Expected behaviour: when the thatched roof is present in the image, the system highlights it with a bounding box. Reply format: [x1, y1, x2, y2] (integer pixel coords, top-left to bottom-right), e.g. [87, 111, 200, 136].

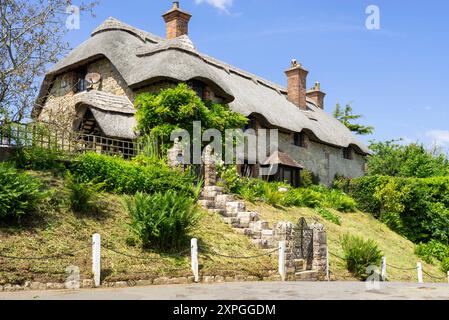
[74, 90, 136, 139]
[262, 151, 304, 169]
[34, 17, 369, 154]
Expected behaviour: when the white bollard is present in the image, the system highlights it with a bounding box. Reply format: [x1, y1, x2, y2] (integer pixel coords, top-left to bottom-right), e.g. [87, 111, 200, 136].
[92, 233, 101, 287]
[326, 247, 330, 281]
[447, 271, 449, 284]
[381, 257, 387, 281]
[417, 262, 423, 284]
[278, 241, 286, 281]
[191, 238, 199, 283]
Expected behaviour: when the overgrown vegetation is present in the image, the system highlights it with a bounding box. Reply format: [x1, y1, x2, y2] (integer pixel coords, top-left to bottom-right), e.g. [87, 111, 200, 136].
[13, 146, 66, 173]
[218, 166, 356, 213]
[65, 173, 104, 215]
[0, 164, 48, 221]
[124, 191, 202, 250]
[341, 234, 383, 280]
[71, 153, 195, 196]
[315, 207, 341, 225]
[367, 140, 449, 178]
[344, 175, 449, 244]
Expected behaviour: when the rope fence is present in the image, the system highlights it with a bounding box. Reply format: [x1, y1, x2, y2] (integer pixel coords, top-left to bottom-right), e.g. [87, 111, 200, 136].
[327, 250, 449, 284]
[1, 235, 448, 287]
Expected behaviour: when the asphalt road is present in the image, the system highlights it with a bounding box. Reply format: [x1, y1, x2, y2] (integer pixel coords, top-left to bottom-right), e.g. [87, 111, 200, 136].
[1, 281, 449, 300]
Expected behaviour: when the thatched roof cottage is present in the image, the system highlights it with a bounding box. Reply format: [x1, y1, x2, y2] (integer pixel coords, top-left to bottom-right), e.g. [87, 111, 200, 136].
[33, 1, 369, 186]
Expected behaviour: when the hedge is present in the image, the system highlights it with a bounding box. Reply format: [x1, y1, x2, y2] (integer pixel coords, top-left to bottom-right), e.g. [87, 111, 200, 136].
[70, 153, 195, 196]
[347, 175, 449, 243]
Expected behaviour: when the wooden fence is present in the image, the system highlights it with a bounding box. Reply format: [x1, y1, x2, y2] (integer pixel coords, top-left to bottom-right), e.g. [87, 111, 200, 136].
[0, 122, 139, 158]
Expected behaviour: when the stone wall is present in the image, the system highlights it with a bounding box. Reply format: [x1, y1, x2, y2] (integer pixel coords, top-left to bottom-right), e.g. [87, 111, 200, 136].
[278, 131, 366, 186]
[38, 58, 134, 130]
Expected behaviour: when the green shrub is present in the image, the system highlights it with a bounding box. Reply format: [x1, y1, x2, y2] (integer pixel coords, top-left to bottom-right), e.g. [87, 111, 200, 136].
[281, 188, 323, 208]
[415, 240, 449, 264]
[322, 189, 356, 212]
[218, 165, 242, 193]
[348, 175, 390, 215]
[123, 191, 201, 250]
[349, 175, 449, 243]
[71, 153, 195, 196]
[441, 257, 449, 273]
[14, 146, 66, 173]
[341, 234, 383, 280]
[315, 207, 341, 225]
[0, 164, 48, 220]
[300, 169, 315, 188]
[65, 173, 104, 214]
[261, 184, 283, 207]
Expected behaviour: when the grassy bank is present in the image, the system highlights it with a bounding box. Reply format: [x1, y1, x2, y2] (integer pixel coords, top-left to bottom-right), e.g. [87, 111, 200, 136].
[247, 202, 446, 282]
[0, 172, 275, 285]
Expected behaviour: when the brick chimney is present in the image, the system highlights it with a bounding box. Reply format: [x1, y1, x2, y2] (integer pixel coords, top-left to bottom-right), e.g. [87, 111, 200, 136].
[285, 59, 309, 110]
[162, 1, 192, 39]
[307, 82, 326, 109]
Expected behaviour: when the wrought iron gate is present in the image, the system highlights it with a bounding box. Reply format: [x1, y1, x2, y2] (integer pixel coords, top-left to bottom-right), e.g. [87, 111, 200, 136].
[293, 218, 314, 268]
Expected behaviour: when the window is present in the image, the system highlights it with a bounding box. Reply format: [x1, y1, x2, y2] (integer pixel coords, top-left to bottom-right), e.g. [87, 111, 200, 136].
[343, 147, 353, 160]
[75, 66, 87, 93]
[294, 132, 307, 148]
[187, 80, 205, 100]
[244, 118, 256, 131]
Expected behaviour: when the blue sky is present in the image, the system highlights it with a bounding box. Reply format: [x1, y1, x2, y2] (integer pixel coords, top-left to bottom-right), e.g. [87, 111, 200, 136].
[67, 0, 449, 150]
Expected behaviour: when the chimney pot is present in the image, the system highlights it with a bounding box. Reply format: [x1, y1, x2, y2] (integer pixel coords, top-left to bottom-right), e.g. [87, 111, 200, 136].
[307, 81, 326, 110]
[285, 59, 308, 110]
[162, 1, 192, 39]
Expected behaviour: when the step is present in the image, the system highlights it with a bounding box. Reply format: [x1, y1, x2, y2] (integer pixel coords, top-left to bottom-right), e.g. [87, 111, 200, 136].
[237, 217, 251, 228]
[225, 201, 246, 216]
[251, 239, 270, 249]
[233, 228, 254, 236]
[294, 259, 305, 271]
[249, 220, 270, 232]
[294, 270, 319, 281]
[202, 186, 224, 194]
[261, 229, 274, 238]
[236, 212, 260, 222]
[222, 217, 240, 226]
[215, 194, 235, 209]
[251, 231, 262, 239]
[210, 208, 226, 215]
[198, 199, 215, 209]
[199, 196, 216, 202]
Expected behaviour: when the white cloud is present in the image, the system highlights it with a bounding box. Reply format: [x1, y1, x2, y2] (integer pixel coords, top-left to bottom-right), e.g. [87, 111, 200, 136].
[194, 0, 233, 12]
[426, 130, 449, 147]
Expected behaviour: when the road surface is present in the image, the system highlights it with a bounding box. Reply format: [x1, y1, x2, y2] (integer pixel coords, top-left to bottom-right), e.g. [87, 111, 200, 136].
[1, 281, 449, 300]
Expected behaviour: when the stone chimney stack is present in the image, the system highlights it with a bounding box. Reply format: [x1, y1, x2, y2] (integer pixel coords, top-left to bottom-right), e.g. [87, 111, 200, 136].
[307, 82, 326, 110]
[285, 59, 309, 110]
[162, 1, 192, 39]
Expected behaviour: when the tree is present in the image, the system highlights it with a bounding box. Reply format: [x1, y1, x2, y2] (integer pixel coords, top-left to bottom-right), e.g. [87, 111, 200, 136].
[135, 83, 248, 137]
[0, 0, 98, 122]
[333, 103, 374, 135]
[134, 83, 248, 154]
[367, 140, 449, 178]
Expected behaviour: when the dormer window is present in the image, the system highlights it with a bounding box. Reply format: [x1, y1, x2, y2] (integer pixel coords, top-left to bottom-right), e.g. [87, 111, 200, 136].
[244, 118, 256, 132]
[294, 132, 307, 148]
[75, 66, 88, 93]
[187, 80, 205, 100]
[343, 147, 353, 160]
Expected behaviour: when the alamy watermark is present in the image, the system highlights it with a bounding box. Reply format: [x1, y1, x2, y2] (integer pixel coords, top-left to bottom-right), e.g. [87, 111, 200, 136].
[365, 5, 381, 30]
[66, 5, 80, 30]
[170, 121, 279, 175]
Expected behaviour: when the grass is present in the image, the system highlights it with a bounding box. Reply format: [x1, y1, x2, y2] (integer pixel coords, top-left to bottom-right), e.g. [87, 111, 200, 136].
[0, 172, 275, 285]
[246, 202, 447, 282]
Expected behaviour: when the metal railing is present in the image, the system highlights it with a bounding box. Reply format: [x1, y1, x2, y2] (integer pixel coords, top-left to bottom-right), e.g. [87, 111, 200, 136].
[0, 122, 139, 158]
